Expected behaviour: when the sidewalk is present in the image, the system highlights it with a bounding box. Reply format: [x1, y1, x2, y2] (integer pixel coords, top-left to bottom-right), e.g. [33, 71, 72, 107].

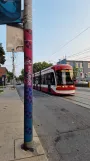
[0, 87, 48, 161]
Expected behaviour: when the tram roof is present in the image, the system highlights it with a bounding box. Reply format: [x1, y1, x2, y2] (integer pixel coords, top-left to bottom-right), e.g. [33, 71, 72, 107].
[34, 64, 72, 75]
[52, 64, 72, 71]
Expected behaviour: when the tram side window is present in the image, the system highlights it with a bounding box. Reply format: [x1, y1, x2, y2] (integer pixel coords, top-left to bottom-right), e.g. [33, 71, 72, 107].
[66, 72, 73, 85]
[35, 76, 38, 85]
[42, 74, 48, 85]
[56, 71, 62, 85]
[41, 73, 55, 85]
[41, 75, 43, 84]
[47, 72, 55, 85]
[42, 75, 45, 84]
[33, 77, 35, 84]
[50, 72, 55, 85]
[46, 73, 51, 85]
[45, 74, 48, 84]
[38, 75, 40, 84]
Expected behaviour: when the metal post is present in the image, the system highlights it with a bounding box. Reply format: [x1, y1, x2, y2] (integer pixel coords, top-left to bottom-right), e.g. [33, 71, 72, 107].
[23, 0, 33, 149]
[12, 49, 15, 87]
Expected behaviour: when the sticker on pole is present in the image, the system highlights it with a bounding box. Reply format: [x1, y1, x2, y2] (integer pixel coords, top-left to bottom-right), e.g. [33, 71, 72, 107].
[0, 0, 21, 24]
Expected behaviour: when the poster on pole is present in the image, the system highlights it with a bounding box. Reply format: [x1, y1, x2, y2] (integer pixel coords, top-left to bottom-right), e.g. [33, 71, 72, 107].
[6, 24, 24, 52]
[0, 0, 21, 24]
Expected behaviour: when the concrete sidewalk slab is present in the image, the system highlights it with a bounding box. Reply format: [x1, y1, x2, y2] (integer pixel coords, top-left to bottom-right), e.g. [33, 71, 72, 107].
[15, 137, 44, 159]
[0, 87, 48, 161]
[15, 155, 48, 161]
[0, 140, 14, 161]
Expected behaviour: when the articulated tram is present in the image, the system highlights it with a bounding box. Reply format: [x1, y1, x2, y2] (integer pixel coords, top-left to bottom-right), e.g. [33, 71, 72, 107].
[33, 64, 76, 95]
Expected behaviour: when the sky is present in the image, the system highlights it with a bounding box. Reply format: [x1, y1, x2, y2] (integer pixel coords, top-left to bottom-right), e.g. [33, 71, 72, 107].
[0, 0, 90, 76]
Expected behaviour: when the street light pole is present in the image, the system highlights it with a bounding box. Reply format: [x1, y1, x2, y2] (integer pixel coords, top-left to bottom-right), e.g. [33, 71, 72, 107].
[12, 49, 15, 87]
[23, 0, 33, 149]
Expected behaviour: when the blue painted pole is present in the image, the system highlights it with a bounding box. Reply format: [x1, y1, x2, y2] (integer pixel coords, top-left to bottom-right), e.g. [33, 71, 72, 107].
[24, 0, 33, 149]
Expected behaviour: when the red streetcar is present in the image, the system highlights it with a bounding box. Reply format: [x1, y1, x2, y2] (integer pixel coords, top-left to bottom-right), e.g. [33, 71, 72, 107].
[33, 64, 76, 95]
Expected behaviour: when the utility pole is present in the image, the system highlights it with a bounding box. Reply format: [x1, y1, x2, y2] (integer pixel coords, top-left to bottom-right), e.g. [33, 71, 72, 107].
[23, 0, 33, 150]
[12, 49, 15, 87]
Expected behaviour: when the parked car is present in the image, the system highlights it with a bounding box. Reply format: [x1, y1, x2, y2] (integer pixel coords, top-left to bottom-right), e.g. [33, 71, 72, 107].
[16, 81, 21, 85]
[78, 80, 88, 84]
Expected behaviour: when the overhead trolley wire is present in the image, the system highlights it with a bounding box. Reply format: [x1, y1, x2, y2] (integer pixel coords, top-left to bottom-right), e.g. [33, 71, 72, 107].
[49, 26, 90, 59]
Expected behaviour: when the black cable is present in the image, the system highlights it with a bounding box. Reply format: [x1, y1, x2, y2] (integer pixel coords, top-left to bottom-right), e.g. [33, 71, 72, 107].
[49, 26, 90, 58]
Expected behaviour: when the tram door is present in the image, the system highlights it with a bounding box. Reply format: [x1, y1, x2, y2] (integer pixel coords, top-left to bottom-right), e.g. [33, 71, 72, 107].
[48, 84, 51, 93]
[48, 74, 51, 93]
[40, 71, 41, 91]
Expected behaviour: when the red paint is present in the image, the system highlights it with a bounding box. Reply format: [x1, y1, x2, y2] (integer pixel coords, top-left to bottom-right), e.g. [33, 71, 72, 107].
[24, 30, 32, 59]
[24, 29, 32, 87]
[52, 64, 72, 71]
[56, 86, 76, 91]
[37, 86, 39, 90]
[33, 85, 75, 95]
[41, 87, 48, 92]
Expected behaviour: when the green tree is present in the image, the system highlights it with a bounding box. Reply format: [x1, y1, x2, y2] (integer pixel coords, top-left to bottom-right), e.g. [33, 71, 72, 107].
[18, 69, 24, 82]
[7, 71, 13, 82]
[19, 61, 53, 81]
[73, 66, 78, 79]
[21, 69, 24, 77]
[0, 44, 6, 65]
[33, 61, 53, 73]
[18, 75, 24, 82]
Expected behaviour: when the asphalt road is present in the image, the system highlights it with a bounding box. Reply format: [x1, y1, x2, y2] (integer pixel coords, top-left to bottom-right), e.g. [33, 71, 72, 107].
[16, 85, 90, 161]
[64, 87, 90, 109]
[76, 87, 90, 92]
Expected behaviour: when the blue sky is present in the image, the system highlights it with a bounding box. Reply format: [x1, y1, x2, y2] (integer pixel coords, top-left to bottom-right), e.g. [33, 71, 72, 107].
[0, 0, 90, 76]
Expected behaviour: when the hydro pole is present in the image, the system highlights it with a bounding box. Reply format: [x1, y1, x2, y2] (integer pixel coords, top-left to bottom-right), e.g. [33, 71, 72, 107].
[23, 0, 33, 149]
[12, 49, 15, 88]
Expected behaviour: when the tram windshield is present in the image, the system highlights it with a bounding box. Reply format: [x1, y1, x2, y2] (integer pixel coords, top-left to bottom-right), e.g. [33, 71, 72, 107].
[56, 69, 74, 85]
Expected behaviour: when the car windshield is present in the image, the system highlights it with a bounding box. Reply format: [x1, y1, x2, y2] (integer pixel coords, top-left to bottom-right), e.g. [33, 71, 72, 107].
[56, 70, 74, 85]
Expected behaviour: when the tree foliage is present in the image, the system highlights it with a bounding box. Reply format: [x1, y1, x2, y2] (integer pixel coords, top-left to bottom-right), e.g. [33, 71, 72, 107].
[0, 45, 6, 65]
[18, 75, 24, 82]
[18, 61, 53, 81]
[33, 61, 53, 73]
[73, 66, 78, 79]
[18, 69, 24, 82]
[7, 71, 13, 82]
[21, 69, 24, 77]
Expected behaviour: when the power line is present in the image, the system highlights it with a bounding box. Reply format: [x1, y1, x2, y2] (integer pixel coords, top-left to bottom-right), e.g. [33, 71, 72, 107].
[68, 47, 90, 59]
[75, 54, 90, 60]
[69, 54, 90, 61]
[49, 26, 90, 59]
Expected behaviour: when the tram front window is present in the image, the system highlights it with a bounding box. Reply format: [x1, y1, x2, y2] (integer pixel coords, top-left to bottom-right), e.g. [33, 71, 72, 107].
[56, 70, 74, 85]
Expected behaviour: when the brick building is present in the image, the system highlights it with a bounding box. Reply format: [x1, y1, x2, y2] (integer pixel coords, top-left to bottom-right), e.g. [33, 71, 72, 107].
[0, 67, 7, 85]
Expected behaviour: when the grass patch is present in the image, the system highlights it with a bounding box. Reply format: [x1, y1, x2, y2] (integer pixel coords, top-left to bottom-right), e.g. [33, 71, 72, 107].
[0, 86, 6, 88]
[0, 90, 3, 93]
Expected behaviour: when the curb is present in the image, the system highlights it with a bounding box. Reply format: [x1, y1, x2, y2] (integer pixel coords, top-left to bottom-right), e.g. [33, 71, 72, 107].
[15, 87, 48, 161]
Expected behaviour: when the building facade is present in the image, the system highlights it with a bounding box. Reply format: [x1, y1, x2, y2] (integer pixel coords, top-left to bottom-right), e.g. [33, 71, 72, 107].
[57, 59, 90, 79]
[0, 67, 7, 85]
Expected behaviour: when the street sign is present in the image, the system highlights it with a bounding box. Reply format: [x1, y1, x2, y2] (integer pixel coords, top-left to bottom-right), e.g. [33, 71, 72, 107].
[0, 0, 21, 24]
[6, 24, 23, 52]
